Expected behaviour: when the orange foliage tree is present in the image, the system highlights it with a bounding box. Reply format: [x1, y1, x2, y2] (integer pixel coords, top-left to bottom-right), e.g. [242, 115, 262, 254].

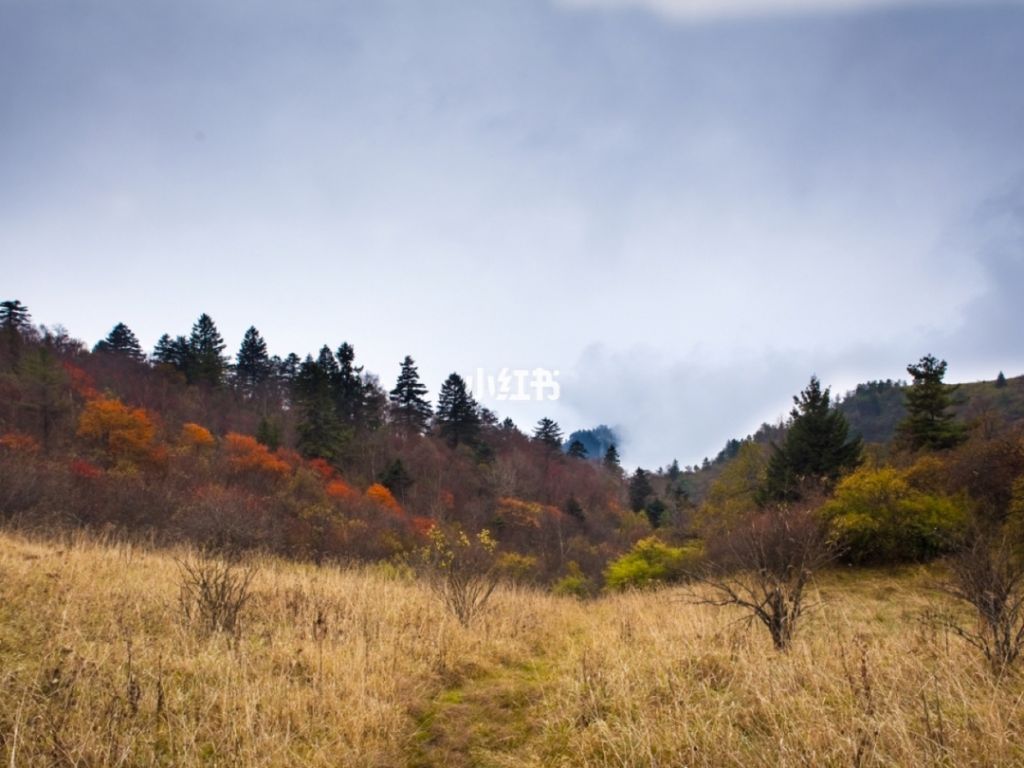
[366, 483, 401, 512]
[76, 396, 157, 466]
[224, 432, 291, 481]
[180, 422, 215, 449]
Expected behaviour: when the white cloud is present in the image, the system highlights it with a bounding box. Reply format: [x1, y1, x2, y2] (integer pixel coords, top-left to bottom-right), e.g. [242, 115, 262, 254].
[555, 0, 962, 22]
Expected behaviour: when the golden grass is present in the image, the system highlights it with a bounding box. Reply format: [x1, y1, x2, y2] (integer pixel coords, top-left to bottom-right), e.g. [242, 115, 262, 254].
[1, 530, 1022, 767]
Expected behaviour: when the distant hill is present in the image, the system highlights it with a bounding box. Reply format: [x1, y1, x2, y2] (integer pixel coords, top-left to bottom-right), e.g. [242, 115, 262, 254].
[564, 425, 619, 460]
[837, 373, 1024, 444]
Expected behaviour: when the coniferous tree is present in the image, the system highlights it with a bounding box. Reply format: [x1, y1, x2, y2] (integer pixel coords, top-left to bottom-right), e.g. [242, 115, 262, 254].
[0, 300, 31, 331]
[93, 322, 144, 361]
[604, 443, 621, 471]
[234, 326, 272, 397]
[629, 467, 654, 513]
[533, 417, 564, 449]
[186, 313, 228, 386]
[567, 439, 588, 459]
[294, 348, 348, 461]
[152, 333, 190, 371]
[435, 373, 480, 448]
[996, 371, 1008, 389]
[895, 354, 967, 451]
[389, 355, 433, 433]
[760, 376, 862, 503]
[0, 299, 31, 366]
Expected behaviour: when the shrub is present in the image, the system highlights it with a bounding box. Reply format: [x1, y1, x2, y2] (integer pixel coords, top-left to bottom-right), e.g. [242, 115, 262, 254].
[823, 466, 967, 564]
[552, 561, 593, 598]
[604, 537, 701, 591]
[178, 554, 257, 636]
[416, 525, 500, 627]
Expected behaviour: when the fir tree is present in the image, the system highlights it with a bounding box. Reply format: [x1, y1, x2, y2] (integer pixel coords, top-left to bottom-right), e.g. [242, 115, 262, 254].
[294, 349, 348, 461]
[0, 299, 32, 366]
[603, 443, 621, 471]
[895, 354, 967, 451]
[0, 300, 31, 332]
[186, 313, 228, 386]
[628, 468, 654, 512]
[567, 439, 588, 459]
[234, 326, 272, 396]
[152, 334, 190, 371]
[533, 417, 564, 449]
[389, 355, 433, 433]
[435, 373, 480, 448]
[996, 371, 1008, 389]
[760, 376, 862, 503]
[93, 322, 144, 361]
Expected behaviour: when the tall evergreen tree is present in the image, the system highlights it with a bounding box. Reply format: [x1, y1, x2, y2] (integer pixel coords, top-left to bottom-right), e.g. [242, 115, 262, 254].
[333, 342, 367, 425]
[0, 299, 32, 366]
[0, 300, 31, 331]
[93, 322, 144, 361]
[567, 439, 588, 459]
[533, 417, 564, 449]
[760, 376, 862, 503]
[389, 355, 433, 433]
[628, 468, 654, 512]
[294, 349, 347, 461]
[603, 443, 621, 471]
[152, 333, 190, 371]
[996, 371, 1008, 389]
[895, 354, 967, 451]
[234, 326, 272, 397]
[186, 313, 228, 386]
[435, 373, 480, 448]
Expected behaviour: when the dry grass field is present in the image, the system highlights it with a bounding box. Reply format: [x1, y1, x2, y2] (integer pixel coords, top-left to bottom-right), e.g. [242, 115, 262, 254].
[1, 529, 1023, 767]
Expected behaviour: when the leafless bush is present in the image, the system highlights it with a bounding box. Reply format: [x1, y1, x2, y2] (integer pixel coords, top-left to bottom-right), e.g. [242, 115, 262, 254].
[177, 553, 257, 636]
[686, 503, 834, 650]
[415, 525, 500, 627]
[935, 533, 1024, 673]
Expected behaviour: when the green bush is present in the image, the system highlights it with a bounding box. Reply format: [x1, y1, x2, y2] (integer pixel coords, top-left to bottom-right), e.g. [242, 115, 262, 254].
[822, 466, 967, 564]
[552, 561, 593, 598]
[604, 537, 702, 591]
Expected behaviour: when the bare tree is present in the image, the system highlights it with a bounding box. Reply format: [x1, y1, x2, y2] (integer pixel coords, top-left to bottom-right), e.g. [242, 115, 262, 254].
[935, 533, 1024, 672]
[686, 503, 833, 650]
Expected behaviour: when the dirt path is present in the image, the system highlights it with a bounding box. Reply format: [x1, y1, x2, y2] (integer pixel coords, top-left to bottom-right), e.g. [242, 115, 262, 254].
[406, 657, 554, 768]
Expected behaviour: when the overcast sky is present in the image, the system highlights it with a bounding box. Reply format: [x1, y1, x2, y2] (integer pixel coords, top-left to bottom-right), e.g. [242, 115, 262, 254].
[2, 0, 1023, 468]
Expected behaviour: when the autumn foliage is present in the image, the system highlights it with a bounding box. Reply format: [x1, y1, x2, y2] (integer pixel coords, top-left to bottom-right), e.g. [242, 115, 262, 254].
[223, 432, 291, 480]
[76, 396, 157, 466]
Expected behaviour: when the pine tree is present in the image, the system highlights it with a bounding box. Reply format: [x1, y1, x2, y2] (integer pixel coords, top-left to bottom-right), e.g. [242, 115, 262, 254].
[333, 343, 367, 425]
[435, 373, 480, 448]
[895, 354, 967, 451]
[604, 443, 621, 471]
[186, 313, 228, 386]
[389, 355, 433, 433]
[294, 349, 348, 461]
[567, 439, 588, 459]
[760, 376, 862, 503]
[533, 417, 564, 449]
[0, 299, 31, 366]
[629, 468, 654, 512]
[93, 322, 144, 361]
[234, 326, 272, 397]
[152, 334, 190, 371]
[996, 371, 1008, 389]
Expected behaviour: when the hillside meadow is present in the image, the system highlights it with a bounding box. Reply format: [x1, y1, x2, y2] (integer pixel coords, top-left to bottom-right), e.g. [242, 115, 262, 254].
[1, 529, 1022, 767]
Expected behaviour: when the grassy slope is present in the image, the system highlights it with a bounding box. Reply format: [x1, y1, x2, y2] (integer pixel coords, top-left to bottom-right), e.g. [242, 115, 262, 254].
[2, 531, 1023, 767]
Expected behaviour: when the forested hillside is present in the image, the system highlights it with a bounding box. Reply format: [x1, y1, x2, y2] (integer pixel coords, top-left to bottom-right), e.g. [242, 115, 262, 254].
[3, 298, 1024, 593]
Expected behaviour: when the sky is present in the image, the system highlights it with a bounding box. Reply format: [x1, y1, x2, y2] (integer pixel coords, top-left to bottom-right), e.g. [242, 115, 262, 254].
[2, 0, 1023, 468]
